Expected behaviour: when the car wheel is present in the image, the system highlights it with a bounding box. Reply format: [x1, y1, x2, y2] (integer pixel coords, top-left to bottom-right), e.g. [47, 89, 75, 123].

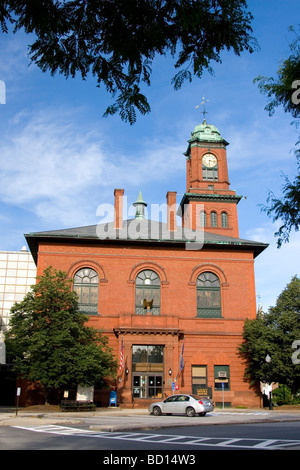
[153, 406, 162, 416]
[186, 407, 195, 417]
[198, 412, 206, 416]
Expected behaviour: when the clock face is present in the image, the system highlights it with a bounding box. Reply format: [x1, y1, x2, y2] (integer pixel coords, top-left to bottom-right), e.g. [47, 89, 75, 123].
[202, 153, 217, 168]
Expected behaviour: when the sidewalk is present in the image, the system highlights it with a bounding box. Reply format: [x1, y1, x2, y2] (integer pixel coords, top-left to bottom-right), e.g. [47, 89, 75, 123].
[1, 406, 300, 432]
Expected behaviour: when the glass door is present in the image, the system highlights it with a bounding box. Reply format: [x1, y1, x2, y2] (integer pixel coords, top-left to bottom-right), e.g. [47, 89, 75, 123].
[133, 375, 147, 398]
[148, 375, 163, 398]
[133, 374, 163, 399]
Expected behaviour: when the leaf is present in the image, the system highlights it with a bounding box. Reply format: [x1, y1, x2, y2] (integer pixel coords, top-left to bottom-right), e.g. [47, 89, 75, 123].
[1, 0, 256, 123]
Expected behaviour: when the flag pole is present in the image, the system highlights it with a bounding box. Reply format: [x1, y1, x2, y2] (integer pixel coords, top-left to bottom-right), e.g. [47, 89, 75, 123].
[119, 335, 124, 382]
[175, 337, 185, 382]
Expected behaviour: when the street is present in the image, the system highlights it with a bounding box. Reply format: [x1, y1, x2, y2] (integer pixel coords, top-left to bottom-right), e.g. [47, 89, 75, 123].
[1, 420, 300, 452]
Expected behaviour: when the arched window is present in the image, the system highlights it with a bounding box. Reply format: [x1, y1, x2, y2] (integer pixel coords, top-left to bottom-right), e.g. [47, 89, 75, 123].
[200, 211, 207, 227]
[135, 269, 160, 315]
[221, 212, 228, 228]
[196, 272, 221, 318]
[73, 268, 99, 314]
[210, 211, 217, 227]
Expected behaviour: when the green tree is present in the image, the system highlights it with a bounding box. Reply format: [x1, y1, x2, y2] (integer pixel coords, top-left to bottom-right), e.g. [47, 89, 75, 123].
[254, 25, 300, 120]
[1, 0, 256, 124]
[255, 25, 300, 247]
[5, 266, 117, 402]
[261, 167, 300, 247]
[238, 276, 300, 396]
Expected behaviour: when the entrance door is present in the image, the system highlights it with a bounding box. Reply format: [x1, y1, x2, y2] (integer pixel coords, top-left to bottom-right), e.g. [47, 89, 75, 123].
[132, 345, 164, 399]
[148, 375, 163, 398]
[133, 375, 147, 398]
[133, 374, 163, 399]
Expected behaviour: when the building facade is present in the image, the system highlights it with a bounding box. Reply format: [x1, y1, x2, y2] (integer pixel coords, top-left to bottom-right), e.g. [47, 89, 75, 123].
[25, 121, 267, 407]
[0, 248, 36, 334]
[0, 248, 37, 405]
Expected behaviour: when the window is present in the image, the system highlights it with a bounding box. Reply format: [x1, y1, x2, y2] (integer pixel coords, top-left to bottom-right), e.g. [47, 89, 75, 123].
[200, 211, 207, 227]
[135, 269, 160, 315]
[164, 396, 177, 403]
[132, 345, 164, 399]
[221, 212, 228, 228]
[214, 365, 230, 390]
[73, 268, 99, 314]
[192, 365, 208, 395]
[176, 395, 190, 402]
[132, 345, 164, 372]
[210, 211, 217, 227]
[203, 167, 218, 180]
[196, 271, 221, 317]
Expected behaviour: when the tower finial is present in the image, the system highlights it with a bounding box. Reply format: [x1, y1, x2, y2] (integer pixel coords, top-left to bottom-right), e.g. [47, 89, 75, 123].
[133, 190, 147, 219]
[195, 97, 209, 123]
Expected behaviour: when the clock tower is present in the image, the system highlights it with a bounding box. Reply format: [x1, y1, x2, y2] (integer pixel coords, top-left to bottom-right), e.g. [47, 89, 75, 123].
[180, 120, 241, 237]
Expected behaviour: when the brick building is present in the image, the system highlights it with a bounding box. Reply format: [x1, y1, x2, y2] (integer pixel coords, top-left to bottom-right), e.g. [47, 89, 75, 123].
[25, 120, 267, 407]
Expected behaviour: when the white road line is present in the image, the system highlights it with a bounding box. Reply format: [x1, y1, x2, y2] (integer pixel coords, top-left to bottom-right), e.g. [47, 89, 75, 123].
[217, 438, 244, 446]
[14, 425, 96, 434]
[253, 439, 279, 448]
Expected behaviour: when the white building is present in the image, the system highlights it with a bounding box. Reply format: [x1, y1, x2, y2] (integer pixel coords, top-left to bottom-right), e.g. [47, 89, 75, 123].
[0, 247, 36, 335]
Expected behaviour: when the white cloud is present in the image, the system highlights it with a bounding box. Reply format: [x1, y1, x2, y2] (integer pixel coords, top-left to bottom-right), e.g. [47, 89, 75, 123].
[1, 107, 186, 228]
[226, 117, 297, 172]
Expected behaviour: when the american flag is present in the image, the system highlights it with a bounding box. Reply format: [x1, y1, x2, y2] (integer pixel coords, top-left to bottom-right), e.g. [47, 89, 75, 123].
[119, 337, 124, 370]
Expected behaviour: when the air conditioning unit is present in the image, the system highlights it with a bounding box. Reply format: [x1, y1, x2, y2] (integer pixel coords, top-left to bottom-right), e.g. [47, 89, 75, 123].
[218, 371, 227, 378]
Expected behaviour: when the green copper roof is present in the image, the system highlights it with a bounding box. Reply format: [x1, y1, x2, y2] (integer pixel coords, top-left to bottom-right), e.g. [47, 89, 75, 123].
[133, 190, 147, 219]
[133, 190, 147, 206]
[189, 120, 228, 144]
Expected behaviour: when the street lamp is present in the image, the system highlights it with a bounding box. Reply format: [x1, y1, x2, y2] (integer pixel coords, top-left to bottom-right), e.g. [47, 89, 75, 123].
[265, 354, 273, 410]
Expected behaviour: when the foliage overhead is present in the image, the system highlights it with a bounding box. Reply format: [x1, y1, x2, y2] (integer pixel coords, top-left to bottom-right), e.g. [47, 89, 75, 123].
[1, 0, 256, 124]
[5, 267, 117, 399]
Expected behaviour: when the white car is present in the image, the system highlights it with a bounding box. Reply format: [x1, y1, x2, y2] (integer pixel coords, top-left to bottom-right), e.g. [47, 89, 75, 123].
[148, 394, 214, 417]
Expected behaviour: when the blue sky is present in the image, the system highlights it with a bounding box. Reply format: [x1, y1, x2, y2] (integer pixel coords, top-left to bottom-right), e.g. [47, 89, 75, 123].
[0, 0, 299, 311]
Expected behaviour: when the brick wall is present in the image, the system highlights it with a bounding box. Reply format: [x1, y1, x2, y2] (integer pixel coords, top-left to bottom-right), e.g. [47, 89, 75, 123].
[35, 238, 260, 407]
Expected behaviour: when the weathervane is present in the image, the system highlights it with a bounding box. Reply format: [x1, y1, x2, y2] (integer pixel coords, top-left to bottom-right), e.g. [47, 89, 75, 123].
[195, 97, 209, 123]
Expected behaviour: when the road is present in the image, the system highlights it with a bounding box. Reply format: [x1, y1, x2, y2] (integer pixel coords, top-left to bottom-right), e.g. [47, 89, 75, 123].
[1, 420, 300, 452]
[1, 406, 300, 463]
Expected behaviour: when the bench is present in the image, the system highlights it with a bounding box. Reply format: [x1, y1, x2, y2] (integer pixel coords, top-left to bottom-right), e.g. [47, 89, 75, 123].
[60, 400, 96, 412]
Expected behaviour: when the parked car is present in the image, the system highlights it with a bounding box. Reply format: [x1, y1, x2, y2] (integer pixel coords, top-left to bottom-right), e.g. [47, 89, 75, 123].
[148, 394, 214, 417]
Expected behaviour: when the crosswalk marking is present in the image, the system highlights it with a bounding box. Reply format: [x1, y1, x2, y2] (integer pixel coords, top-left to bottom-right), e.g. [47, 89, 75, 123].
[13, 425, 300, 449]
[254, 439, 278, 448]
[217, 438, 242, 446]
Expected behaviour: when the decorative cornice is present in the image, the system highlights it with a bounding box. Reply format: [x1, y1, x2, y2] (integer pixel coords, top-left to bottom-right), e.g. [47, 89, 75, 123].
[180, 192, 242, 206]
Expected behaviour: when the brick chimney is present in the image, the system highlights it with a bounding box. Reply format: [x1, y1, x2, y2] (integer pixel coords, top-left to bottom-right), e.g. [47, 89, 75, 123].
[114, 189, 124, 229]
[166, 191, 177, 232]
